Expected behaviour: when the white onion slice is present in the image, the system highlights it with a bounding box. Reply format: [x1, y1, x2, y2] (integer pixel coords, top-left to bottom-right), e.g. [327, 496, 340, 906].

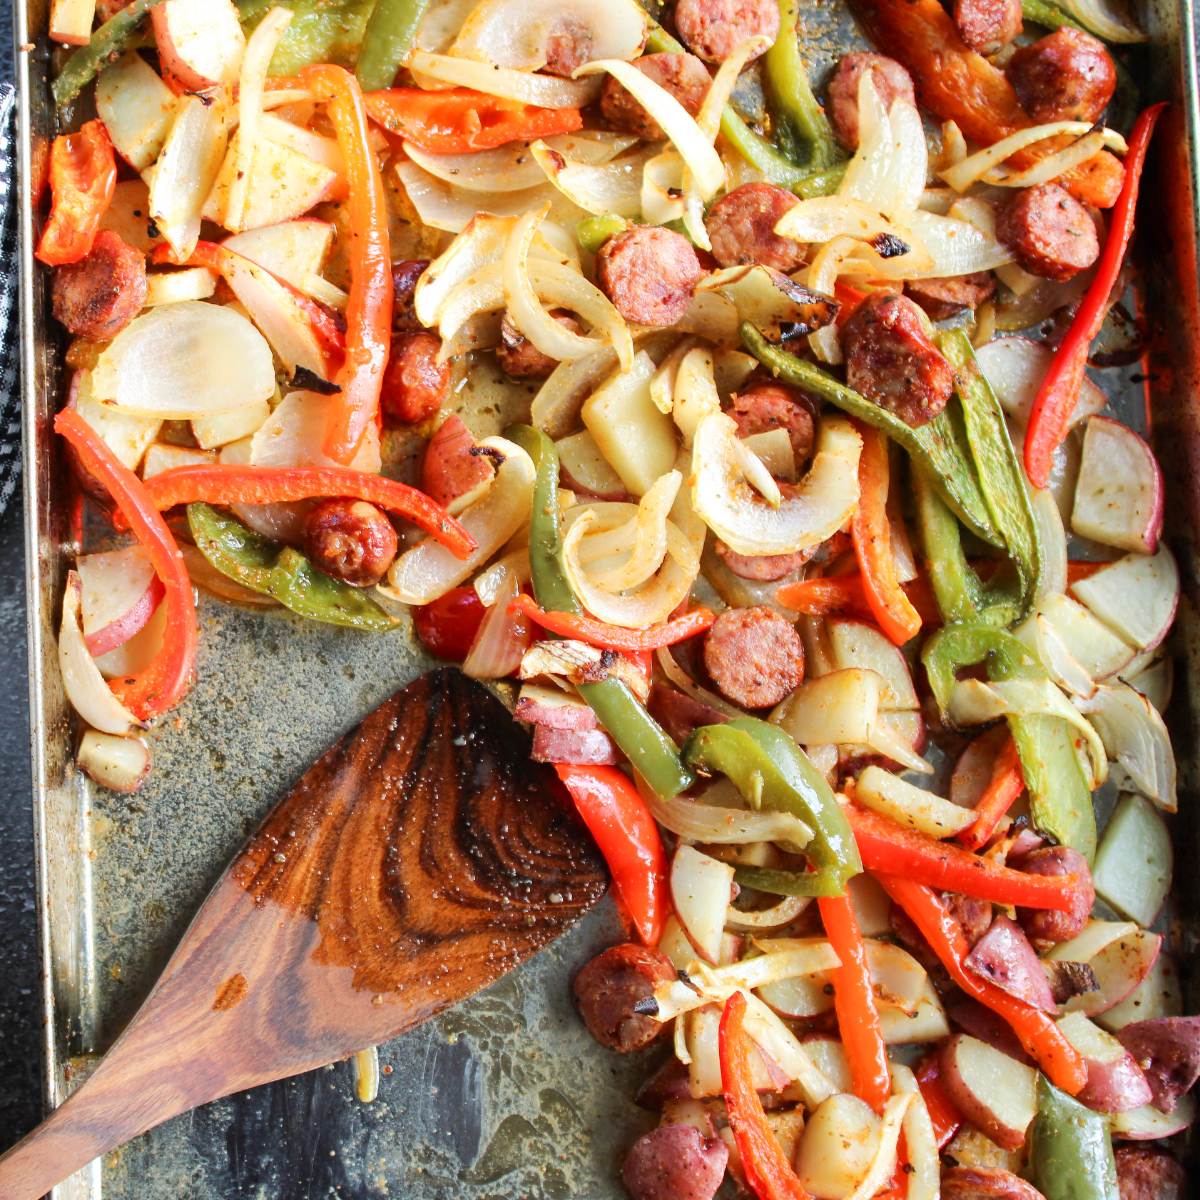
[640, 148, 687, 227]
[903, 209, 1015, 276]
[1032, 487, 1068, 599]
[408, 50, 600, 109]
[77, 730, 151, 793]
[576, 472, 680, 590]
[59, 573, 138, 736]
[806, 236, 860, 364]
[1076, 683, 1176, 811]
[839, 73, 928, 218]
[91, 302, 276, 419]
[670, 345, 721, 446]
[727, 893, 811, 930]
[891, 1065, 939, 1200]
[991, 130, 1109, 190]
[396, 159, 570, 234]
[416, 0, 479, 52]
[1059, 0, 1146, 41]
[574, 59, 725, 199]
[645, 789, 813, 848]
[448, 0, 647, 69]
[844, 1094, 913, 1200]
[532, 139, 655, 217]
[462, 567, 529, 680]
[775, 195, 913, 247]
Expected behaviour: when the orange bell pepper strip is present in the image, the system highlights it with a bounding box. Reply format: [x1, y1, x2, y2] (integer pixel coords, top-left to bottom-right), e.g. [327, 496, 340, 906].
[849, 0, 1123, 208]
[719, 991, 814, 1200]
[851, 425, 922, 646]
[553, 764, 669, 946]
[365, 87, 583, 154]
[776, 573, 940, 627]
[848, 804, 1081, 911]
[876, 875, 1088, 1095]
[301, 65, 393, 464]
[957, 735, 1025, 851]
[36, 119, 117, 266]
[1024, 102, 1166, 488]
[55, 409, 198, 720]
[131, 464, 476, 559]
[817, 893, 891, 1113]
[509, 596, 716, 652]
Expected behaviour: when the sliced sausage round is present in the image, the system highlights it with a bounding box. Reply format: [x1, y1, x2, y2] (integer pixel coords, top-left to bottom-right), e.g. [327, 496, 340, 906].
[392, 259, 429, 333]
[715, 541, 812, 582]
[622, 1123, 729, 1200]
[496, 309, 581, 379]
[941, 1166, 1048, 1200]
[600, 52, 712, 141]
[673, 0, 779, 65]
[303, 499, 398, 587]
[573, 943, 676, 1053]
[703, 606, 804, 709]
[953, 0, 1022, 54]
[1114, 1147, 1187, 1200]
[842, 291, 954, 427]
[1012, 845, 1094, 945]
[946, 892, 993, 948]
[826, 53, 916, 151]
[906, 272, 996, 321]
[381, 331, 450, 424]
[996, 184, 1100, 282]
[729, 383, 816, 463]
[1006, 28, 1116, 124]
[543, 16, 596, 77]
[51, 230, 146, 342]
[596, 226, 703, 327]
[705, 182, 804, 272]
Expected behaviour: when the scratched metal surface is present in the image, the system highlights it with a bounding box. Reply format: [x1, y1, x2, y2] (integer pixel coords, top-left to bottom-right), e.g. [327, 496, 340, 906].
[13, 0, 1200, 1196]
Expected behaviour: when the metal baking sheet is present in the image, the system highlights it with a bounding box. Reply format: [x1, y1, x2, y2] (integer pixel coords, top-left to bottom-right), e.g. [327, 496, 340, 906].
[14, 0, 1200, 1195]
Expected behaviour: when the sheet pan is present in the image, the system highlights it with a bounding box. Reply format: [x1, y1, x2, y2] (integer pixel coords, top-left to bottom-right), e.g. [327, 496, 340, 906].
[14, 0, 1200, 1194]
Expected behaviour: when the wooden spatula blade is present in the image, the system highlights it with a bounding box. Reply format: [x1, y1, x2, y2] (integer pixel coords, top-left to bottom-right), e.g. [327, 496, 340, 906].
[0, 670, 607, 1200]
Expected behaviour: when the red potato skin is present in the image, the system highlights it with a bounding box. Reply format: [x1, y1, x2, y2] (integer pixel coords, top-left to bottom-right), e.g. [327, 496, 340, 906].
[964, 915, 1057, 1012]
[1115, 1017, 1200, 1114]
[646, 683, 728, 746]
[1114, 1147, 1188, 1200]
[1076, 415, 1165, 554]
[420, 414, 495, 509]
[941, 1167, 1048, 1200]
[938, 1035, 1031, 1150]
[152, 0, 243, 95]
[84, 577, 164, 658]
[572, 943, 676, 1053]
[514, 693, 600, 731]
[621, 1123, 730, 1200]
[1076, 1044, 1153, 1114]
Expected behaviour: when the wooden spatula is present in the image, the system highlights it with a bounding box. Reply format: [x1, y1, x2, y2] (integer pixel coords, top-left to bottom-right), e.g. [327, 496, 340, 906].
[0, 668, 607, 1200]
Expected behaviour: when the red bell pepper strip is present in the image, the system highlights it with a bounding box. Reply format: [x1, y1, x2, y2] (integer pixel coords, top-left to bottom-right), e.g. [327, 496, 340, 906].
[915, 1055, 963, 1149]
[852, 425, 922, 647]
[553, 764, 669, 946]
[130, 464, 476, 558]
[817, 893, 891, 1113]
[775, 574, 940, 626]
[877, 875, 1088, 1095]
[1024, 101, 1167, 488]
[847, 804, 1080, 911]
[301, 65, 393, 465]
[364, 87, 583, 154]
[957, 735, 1024, 851]
[55, 409, 198, 720]
[508, 595, 716, 652]
[36, 119, 117, 266]
[719, 991, 814, 1200]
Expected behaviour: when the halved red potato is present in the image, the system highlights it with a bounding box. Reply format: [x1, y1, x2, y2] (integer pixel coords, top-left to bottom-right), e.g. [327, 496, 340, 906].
[152, 0, 245, 94]
[1071, 416, 1164, 555]
[939, 1034, 1038, 1150]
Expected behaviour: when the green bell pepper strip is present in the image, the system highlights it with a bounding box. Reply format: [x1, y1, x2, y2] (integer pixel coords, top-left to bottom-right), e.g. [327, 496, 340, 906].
[764, 0, 843, 169]
[734, 865, 835, 897]
[53, 0, 170, 107]
[939, 329, 1042, 617]
[507, 426, 694, 799]
[577, 214, 629, 254]
[237, 0, 373, 76]
[643, 19, 844, 196]
[683, 719, 861, 895]
[355, 0, 433, 91]
[187, 503, 399, 631]
[1029, 1077, 1119, 1200]
[1020, 0, 1084, 29]
[742, 324, 1000, 546]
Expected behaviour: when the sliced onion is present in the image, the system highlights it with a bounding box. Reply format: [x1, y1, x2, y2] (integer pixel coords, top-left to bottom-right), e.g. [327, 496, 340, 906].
[409, 50, 600, 109]
[473, 549, 531, 604]
[697, 265, 838, 344]
[740, 991, 838, 1107]
[226, 6, 293, 234]
[462, 567, 531, 679]
[251, 389, 380, 473]
[574, 59, 724, 199]
[1014, 612, 1096, 699]
[382, 436, 536, 605]
[576, 471, 681, 590]
[674, 289, 741, 344]
[656, 646, 742, 719]
[77, 730, 151, 793]
[844, 1094, 913, 1200]
[640, 147, 687, 227]
[1033, 486, 1068, 598]
[643, 789, 813, 847]
[733, 437, 782, 506]
[991, 130, 1110, 190]
[416, 0, 480, 51]
[940, 122, 1129, 193]
[649, 338, 695, 414]
[533, 139, 655, 217]
[776, 195, 916, 247]
[144, 266, 218, 306]
[891, 1065, 939, 1200]
[396, 160, 569, 234]
[59, 572, 138, 736]
[839, 72, 928, 217]
[1059, 0, 1146, 40]
[975, 336, 1108, 429]
[1076, 683, 1176, 811]
[691, 412, 862, 556]
[903, 210, 1015, 276]
[727, 892, 811, 930]
[91, 301, 276, 419]
[806, 237, 859, 364]
[448, 0, 647, 69]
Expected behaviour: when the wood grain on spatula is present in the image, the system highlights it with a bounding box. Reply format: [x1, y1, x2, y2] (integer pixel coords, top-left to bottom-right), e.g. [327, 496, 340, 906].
[0, 669, 607, 1200]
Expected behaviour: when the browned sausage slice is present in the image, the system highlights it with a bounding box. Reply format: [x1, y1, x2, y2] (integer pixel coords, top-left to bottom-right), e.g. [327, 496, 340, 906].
[1011, 845, 1094, 945]
[1006, 28, 1116, 124]
[572, 943, 676, 1053]
[941, 1166, 1048, 1199]
[303, 499, 398, 587]
[953, 0, 1022, 54]
[600, 52, 712, 141]
[622, 1123, 730, 1200]
[542, 16, 596, 76]
[996, 184, 1100, 281]
[729, 382, 816, 462]
[842, 291, 954, 427]
[906, 272, 996, 320]
[703, 606, 804, 709]
[381, 331, 450, 424]
[826, 53, 916, 151]
[51, 230, 147, 342]
[705, 182, 804, 272]
[496, 309, 582, 379]
[714, 541, 812, 581]
[673, 0, 779, 65]
[596, 226, 703, 327]
[392, 259, 429, 332]
[1114, 1147, 1187, 1200]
